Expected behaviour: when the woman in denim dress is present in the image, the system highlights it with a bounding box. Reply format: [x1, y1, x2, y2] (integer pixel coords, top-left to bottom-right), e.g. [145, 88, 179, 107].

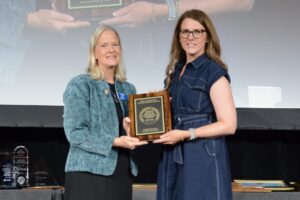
[154, 10, 237, 200]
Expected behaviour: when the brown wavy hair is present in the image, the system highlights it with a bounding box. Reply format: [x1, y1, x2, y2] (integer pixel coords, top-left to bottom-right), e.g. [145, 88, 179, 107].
[165, 9, 227, 90]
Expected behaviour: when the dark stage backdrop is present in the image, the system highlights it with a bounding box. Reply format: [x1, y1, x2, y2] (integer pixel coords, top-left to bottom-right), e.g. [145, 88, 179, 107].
[1, 126, 300, 185]
[1, 106, 300, 185]
[1, 0, 300, 108]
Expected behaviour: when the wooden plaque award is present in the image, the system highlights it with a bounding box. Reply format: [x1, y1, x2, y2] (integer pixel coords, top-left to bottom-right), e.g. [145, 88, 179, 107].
[51, 0, 133, 20]
[128, 91, 172, 141]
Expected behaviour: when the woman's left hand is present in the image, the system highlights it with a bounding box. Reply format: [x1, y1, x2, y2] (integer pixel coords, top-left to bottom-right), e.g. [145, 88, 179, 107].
[113, 136, 148, 150]
[153, 130, 186, 145]
[100, 1, 154, 28]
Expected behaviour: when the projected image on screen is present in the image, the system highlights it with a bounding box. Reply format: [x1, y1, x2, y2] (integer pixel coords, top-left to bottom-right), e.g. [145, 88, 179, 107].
[0, 0, 299, 108]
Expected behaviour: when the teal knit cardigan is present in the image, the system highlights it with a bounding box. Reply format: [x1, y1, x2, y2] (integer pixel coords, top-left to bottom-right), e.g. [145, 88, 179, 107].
[63, 74, 138, 176]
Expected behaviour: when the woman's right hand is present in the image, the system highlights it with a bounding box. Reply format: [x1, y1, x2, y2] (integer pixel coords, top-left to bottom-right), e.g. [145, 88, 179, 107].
[27, 9, 90, 33]
[113, 136, 148, 150]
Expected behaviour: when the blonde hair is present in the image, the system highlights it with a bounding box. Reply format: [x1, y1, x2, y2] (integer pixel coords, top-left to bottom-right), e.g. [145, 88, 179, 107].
[87, 25, 126, 82]
[165, 9, 227, 90]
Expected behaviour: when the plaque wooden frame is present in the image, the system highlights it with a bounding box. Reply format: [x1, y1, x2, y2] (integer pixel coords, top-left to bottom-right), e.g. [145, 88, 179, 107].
[52, 0, 133, 20]
[128, 91, 172, 141]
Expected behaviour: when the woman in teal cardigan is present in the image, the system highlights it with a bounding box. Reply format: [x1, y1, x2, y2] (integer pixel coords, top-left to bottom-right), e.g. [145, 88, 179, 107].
[63, 25, 147, 200]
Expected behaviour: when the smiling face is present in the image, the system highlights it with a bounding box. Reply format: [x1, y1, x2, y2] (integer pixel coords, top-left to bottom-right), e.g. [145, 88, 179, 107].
[94, 29, 121, 71]
[179, 18, 207, 62]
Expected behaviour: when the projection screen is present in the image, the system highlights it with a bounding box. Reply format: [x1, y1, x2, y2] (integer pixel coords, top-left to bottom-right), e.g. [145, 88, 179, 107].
[0, 0, 299, 108]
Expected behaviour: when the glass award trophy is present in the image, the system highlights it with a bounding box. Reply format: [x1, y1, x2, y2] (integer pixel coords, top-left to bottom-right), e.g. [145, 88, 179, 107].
[12, 146, 29, 188]
[0, 150, 12, 188]
[31, 157, 58, 187]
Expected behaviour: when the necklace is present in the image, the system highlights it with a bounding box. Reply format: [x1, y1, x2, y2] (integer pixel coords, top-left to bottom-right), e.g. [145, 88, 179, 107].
[111, 91, 119, 103]
[108, 83, 119, 103]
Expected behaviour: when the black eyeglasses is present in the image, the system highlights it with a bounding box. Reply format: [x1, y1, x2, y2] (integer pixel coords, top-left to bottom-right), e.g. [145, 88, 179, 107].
[180, 29, 206, 39]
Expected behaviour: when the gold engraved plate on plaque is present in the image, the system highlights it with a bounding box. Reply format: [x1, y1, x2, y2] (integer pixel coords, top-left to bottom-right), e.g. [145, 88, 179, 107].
[128, 91, 172, 141]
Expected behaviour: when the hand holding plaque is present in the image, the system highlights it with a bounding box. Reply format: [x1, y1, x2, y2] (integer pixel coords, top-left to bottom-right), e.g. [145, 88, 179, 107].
[50, 0, 134, 20]
[128, 91, 172, 141]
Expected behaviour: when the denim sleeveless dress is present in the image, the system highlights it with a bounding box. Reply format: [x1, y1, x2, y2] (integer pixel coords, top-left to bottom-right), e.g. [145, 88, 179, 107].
[156, 54, 232, 200]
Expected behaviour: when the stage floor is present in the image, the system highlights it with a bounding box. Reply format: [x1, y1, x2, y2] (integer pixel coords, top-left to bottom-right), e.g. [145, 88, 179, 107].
[0, 185, 299, 200]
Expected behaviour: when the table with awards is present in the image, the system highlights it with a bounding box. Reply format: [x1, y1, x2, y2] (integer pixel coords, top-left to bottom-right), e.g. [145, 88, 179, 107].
[0, 188, 63, 200]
